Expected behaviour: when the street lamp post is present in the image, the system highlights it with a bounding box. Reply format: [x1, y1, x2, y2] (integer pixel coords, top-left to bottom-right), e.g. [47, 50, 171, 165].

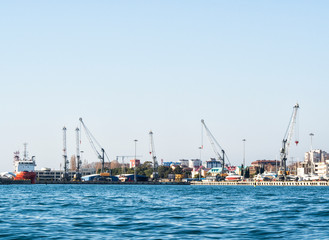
[134, 139, 138, 183]
[199, 146, 202, 181]
[242, 139, 246, 178]
[309, 133, 314, 151]
[309, 133, 315, 174]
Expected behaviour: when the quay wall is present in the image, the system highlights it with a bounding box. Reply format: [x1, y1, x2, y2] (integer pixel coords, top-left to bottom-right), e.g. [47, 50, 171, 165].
[35, 181, 190, 185]
[191, 181, 329, 186]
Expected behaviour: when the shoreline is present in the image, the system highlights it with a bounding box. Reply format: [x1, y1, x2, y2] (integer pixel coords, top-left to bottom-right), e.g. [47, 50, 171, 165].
[1, 179, 329, 186]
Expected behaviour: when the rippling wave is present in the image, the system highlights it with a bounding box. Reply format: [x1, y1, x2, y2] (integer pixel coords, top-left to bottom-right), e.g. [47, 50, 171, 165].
[0, 185, 328, 239]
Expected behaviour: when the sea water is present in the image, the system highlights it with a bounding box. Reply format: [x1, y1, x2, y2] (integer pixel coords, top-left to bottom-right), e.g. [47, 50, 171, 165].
[0, 184, 328, 239]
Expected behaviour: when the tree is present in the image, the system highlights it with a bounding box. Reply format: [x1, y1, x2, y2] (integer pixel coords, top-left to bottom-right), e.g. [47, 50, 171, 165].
[158, 166, 170, 178]
[245, 167, 250, 178]
[173, 166, 183, 174]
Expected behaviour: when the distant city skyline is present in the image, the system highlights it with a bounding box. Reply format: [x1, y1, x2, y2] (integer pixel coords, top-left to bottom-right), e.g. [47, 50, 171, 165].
[1, 1, 329, 172]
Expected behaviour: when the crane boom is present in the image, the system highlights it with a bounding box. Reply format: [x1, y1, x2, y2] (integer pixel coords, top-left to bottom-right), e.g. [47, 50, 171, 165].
[201, 119, 229, 178]
[279, 103, 299, 180]
[79, 118, 109, 174]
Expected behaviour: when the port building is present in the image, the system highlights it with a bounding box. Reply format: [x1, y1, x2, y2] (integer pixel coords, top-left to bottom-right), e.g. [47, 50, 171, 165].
[36, 168, 96, 182]
[189, 159, 202, 169]
[206, 158, 221, 169]
[129, 159, 140, 168]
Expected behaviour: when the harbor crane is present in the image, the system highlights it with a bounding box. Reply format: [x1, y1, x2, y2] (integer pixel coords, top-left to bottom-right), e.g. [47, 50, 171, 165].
[79, 118, 110, 174]
[75, 127, 82, 181]
[149, 131, 158, 180]
[279, 103, 299, 181]
[201, 119, 230, 180]
[61, 127, 69, 181]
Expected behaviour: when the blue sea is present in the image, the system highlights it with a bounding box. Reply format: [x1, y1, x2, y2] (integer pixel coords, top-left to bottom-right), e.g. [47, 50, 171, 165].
[0, 185, 329, 239]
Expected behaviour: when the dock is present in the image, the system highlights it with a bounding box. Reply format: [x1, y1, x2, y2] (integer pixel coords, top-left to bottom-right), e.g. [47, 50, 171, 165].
[191, 181, 329, 186]
[35, 181, 190, 185]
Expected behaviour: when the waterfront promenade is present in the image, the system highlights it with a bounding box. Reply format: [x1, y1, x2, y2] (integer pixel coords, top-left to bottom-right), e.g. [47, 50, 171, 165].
[191, 181, 329, 186]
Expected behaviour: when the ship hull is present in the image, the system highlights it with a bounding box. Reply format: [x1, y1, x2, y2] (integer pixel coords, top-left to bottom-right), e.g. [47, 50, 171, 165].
[14, 171, 36, 184]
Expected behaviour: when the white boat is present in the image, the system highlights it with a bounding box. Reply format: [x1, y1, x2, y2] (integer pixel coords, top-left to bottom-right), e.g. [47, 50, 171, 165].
[225, 173, 242, 181]
[262, 172, 277, 181]
[309, 175, 322, 181]
[254, 174, 263, 181]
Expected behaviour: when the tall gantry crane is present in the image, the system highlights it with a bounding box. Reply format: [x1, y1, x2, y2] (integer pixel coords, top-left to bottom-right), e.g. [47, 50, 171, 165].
[201, 119, 230, 180]
[149, 130, 158, 180]
[75, 127, 82, 180]
[279, 103, 299, 181]
[61, 127, 69, 181]
[79, 118, 110, 174]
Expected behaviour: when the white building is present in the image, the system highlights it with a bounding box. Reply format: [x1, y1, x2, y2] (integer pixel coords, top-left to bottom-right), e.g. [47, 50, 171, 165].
[179, 159, 189, 167]
[302, 150, 329, 175]
[189, 159, 202, 169]
[297, 167, 305, 176]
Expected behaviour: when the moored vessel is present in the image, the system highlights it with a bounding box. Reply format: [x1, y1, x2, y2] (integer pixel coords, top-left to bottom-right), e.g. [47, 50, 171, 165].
[13, 143, 36, 184]
[225, 172, 242, 181]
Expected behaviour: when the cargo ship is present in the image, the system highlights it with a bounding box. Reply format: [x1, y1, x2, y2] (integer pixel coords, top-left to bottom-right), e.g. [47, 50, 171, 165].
[13, 143, 36, 184]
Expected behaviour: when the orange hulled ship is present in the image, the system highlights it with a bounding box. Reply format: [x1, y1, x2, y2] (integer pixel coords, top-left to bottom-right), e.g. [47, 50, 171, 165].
[13, 143, 36, 184]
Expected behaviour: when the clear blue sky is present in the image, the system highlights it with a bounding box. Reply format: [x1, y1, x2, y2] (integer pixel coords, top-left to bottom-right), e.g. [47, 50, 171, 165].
[0, 1, 328, 171]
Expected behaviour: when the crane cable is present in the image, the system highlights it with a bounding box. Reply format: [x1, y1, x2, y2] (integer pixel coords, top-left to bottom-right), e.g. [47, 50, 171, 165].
[79, 119, 102, 159]
[202, 121, 231, 166]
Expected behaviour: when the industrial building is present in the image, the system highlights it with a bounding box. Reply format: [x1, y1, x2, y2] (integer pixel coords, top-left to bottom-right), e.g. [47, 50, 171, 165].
[36, 168, 96, 182]
[130, 159, 140, 168]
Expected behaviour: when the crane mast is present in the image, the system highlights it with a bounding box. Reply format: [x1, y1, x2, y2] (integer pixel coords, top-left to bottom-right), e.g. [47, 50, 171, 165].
[279, 103, 299, 181]
[62, 127, 69, 181]
[201, 119, 227, 179]
[79, 118, 108, 174]
[149, 131, 158, 180]
[75, 127, 82, 181]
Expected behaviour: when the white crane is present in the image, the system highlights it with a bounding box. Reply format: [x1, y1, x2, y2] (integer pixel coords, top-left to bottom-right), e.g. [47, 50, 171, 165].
[279, 103, 299, 181]
[149, 131, 158, 180]
[75, 127, 82, 180]
[62, 127, 69, 181]
[201, 119, 230, 179]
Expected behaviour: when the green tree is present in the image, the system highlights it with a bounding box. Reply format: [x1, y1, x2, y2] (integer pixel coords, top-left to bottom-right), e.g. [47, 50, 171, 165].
[245, 167, 250, 178]
[173, 166, 183, 174]
[144, 169, 153, 177]
[158, 166, 170, 178]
